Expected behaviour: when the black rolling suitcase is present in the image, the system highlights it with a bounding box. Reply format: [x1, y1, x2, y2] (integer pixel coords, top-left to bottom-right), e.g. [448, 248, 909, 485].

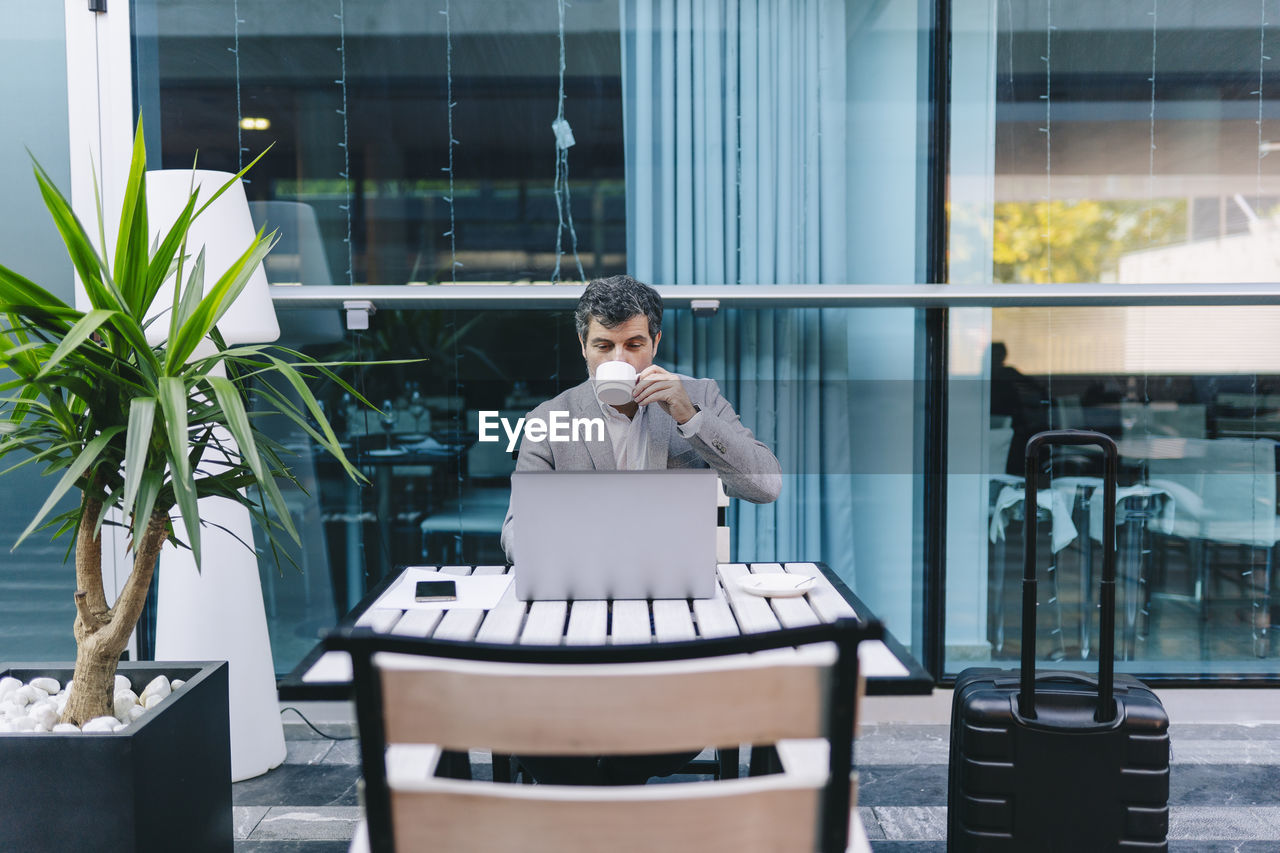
[947, 430, 1170, 851]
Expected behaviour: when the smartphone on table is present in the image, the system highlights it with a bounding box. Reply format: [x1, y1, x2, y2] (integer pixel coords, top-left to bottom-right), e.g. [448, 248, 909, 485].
[415, 580, 457, 602]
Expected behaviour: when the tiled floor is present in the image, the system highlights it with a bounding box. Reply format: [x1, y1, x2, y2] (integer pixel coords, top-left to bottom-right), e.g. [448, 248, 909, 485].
[241, 706, 1280, 851]
[855, 723, 1280, 850]
[234, 712, 362, 853]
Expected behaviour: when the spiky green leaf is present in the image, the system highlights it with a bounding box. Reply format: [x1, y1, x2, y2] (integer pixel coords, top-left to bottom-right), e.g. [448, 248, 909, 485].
[169, 246, 207, 347]
[14, 426, 122, 549]
[121, 397, 156, 522]
[113, 121, 152, 315]
[30, 159, 126, 315]
[166, 231, 275, 370]
[157, 376, 199, 560]
[36, 309, 116, 379]
[207, 375, 299, 544]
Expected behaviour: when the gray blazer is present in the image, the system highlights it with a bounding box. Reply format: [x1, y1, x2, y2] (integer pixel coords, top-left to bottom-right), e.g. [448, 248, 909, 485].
[500, 376, 782, 561]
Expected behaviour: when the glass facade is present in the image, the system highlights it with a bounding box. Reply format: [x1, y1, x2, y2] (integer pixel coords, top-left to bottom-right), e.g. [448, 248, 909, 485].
[263, 304, 929, 672]
[947, 1, 1280, 677]
[126, 0, 935, 675]
[133, 0, 627, 285]
[4, 0, 1277, 684]
[0, 3, 77, 660]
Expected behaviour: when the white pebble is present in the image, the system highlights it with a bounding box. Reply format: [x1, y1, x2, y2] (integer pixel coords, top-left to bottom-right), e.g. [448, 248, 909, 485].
[9, 716, 37, 732]
[0, 674, 187, 737]
[29, 704, 58, 730]
[29, 677, 60, 694]
[82, 716, 119, 733]
[140, 675, 171, 704]
[113, 690, 139, 721]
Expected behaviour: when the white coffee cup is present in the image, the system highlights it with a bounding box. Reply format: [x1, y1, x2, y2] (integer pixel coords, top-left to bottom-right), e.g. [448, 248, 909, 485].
[594, 360, 637, 405]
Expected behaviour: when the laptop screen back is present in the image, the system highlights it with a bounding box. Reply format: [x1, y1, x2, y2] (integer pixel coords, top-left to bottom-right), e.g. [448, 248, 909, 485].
[511, 469, 718, 601]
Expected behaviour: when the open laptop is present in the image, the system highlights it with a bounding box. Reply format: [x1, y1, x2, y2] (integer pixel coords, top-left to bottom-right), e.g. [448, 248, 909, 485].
[511, 469, 718, 601]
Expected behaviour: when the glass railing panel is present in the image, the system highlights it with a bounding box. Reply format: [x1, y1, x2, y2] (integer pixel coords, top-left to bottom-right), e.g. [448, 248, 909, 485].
[258, 303, 928, 674]
[948, 304, 1280, 679]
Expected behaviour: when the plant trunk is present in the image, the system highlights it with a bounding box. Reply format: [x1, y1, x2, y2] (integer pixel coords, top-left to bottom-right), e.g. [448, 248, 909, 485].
[61, 510, 170, 726]
[61, 633, 126, 725]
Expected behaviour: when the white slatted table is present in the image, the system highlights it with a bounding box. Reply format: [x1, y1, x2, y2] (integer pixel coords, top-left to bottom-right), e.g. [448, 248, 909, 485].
[293, 562, 930, 694]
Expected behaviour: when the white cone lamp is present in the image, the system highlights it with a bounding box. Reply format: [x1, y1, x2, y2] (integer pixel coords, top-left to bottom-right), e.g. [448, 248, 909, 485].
[145, 170, 285, 781]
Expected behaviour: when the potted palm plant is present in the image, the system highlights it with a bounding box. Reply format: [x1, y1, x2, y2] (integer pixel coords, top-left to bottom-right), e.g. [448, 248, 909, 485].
[0, 121, 369, 851]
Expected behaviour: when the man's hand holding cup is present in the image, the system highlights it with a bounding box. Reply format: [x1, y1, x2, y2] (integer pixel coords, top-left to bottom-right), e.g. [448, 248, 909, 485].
[633, 365, 696, 424]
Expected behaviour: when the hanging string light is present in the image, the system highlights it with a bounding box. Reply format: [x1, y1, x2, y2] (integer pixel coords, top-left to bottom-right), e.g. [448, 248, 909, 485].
[337, 0, 353, 283]
[552, 0, 586, 284]
[441, 0, 461, 282]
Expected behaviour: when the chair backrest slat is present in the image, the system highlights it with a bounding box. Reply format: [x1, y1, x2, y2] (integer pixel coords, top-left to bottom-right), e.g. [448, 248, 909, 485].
[388, 777, 822, 853]
[377, 645, 834, 754]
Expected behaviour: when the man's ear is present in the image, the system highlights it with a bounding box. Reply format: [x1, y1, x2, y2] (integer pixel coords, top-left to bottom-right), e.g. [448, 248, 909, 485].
[652, 330, 662, 352]
[578, 335, 587, 359]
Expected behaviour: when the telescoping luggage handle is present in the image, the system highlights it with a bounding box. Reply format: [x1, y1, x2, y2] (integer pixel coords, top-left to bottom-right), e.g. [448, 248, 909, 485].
[1020, 430, 1118, 724]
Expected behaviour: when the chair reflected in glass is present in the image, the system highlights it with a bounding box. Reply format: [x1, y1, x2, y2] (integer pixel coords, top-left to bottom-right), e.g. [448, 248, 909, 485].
[334, 620, 876, 853]
[987, 477, 1077, 661]
[1145, 436, 1280, 658]
[986, 437, 1174, 664]
[418, 410, 520, 565]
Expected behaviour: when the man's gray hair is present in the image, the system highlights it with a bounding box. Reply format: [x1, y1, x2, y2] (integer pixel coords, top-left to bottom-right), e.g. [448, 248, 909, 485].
[574, 275, 664, 341]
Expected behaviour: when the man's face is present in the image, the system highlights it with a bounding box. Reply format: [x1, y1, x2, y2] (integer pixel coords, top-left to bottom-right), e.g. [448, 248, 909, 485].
[579, 314, 661, 377]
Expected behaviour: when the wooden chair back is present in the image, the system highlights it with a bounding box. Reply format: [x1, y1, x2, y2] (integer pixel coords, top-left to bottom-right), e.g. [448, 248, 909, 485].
[335, 620, 876, 853]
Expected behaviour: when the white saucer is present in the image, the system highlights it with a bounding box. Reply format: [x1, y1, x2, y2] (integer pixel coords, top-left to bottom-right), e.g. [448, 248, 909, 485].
[737, 573, 817, 597]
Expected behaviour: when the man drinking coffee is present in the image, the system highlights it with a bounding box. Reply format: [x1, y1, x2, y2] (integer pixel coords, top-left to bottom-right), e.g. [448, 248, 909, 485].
[498, 274, 782, 786]
[499, 274, 781, 562]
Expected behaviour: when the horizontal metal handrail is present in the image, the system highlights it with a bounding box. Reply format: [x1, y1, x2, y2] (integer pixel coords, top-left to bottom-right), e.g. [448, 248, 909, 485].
[270, 282, 1280, 310]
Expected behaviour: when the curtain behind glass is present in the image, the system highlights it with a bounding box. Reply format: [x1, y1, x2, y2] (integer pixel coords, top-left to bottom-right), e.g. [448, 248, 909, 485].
[619, 0, 859, 586]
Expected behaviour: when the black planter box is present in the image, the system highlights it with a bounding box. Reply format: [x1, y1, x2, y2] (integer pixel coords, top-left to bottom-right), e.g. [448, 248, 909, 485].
[0, 660, 232, 853]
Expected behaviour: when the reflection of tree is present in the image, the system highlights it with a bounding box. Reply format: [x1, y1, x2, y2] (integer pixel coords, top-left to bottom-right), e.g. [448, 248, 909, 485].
[992, 199, 1186, 283]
